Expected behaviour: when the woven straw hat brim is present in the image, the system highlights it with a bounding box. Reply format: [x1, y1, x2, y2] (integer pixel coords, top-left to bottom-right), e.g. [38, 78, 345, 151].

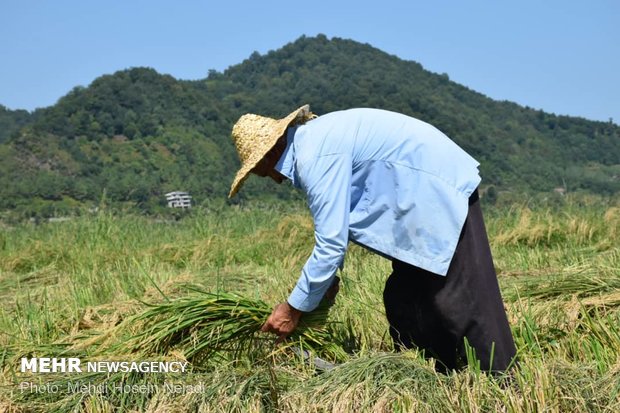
[228, 105, 310, 198]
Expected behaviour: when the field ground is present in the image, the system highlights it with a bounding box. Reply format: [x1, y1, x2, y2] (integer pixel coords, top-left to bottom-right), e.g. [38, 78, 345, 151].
[1, 198, 619, 412]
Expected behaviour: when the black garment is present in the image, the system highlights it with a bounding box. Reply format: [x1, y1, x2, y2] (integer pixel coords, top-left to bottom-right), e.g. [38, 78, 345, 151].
[383, 190, 517, 373]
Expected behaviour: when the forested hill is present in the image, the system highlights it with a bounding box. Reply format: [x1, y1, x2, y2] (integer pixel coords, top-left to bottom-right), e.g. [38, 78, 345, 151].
[1, 35, 619, 217]
[0, 105, 32, 144]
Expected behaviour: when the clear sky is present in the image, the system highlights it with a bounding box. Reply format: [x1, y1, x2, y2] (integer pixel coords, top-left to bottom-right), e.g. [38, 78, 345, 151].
[1, 0, 618, 123]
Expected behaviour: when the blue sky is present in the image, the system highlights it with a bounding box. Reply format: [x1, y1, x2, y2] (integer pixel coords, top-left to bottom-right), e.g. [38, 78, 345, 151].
[1, 0, 618, 123]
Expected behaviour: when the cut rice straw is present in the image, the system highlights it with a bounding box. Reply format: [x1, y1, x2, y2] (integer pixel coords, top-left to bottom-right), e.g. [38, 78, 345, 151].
[113, 290, 347, 365]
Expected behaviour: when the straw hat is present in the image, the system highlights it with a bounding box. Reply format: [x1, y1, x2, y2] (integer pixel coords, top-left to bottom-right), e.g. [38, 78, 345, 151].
[228, 105, 315, 198]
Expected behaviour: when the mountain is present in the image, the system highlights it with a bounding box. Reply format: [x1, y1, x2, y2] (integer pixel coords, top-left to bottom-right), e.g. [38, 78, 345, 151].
[1, 35, 619, 217]
[0, 105, 32, 144]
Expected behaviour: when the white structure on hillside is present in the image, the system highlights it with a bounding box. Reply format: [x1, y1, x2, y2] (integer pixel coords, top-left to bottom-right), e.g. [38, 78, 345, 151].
[165, 191, 192, 208]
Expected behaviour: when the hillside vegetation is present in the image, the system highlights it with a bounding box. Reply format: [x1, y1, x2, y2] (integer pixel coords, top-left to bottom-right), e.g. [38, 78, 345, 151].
[0, 105, 32, 144]
[1, 35, 619, 218]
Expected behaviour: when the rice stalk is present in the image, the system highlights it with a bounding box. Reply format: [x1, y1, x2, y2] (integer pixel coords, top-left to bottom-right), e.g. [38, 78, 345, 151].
[7, 369, 168, 413]
[518, 265, 620, 300]
[282, 351, 446, 412]
[114, 290, 346, 365]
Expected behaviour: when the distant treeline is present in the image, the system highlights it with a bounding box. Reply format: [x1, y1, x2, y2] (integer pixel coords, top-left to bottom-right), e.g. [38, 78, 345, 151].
[1, 35, 619, 218]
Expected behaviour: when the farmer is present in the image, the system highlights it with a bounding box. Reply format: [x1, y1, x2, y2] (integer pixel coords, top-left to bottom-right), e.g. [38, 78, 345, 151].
[228, 105, 517, 372]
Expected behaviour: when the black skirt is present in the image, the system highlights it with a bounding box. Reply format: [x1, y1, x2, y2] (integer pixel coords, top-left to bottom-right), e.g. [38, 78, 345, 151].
[383, 190, 517, 373]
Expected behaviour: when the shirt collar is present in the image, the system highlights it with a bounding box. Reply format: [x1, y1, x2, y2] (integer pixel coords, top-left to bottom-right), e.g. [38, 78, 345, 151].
[274, 125, 298, 187]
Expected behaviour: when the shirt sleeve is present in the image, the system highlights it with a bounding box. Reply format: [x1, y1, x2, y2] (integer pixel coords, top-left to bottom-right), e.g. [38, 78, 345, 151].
[287, 153, 352, 312]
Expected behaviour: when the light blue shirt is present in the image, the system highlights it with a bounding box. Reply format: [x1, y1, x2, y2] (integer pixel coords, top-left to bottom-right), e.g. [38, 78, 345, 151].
[275, 108, 481, 312]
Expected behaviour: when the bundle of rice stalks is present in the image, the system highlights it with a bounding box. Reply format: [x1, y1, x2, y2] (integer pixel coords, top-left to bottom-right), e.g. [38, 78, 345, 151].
[116, 291, 346, 365]
[517, 265, 620, 300]
[282, 352, 447, 412]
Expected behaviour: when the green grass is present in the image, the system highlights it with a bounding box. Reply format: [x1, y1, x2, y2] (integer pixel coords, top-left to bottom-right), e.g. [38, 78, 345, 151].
[1, 198, 620, 412]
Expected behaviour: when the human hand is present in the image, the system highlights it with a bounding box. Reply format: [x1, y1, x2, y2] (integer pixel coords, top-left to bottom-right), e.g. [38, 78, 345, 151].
[261, 277, 340, 343]
[260, 302, 302, 343]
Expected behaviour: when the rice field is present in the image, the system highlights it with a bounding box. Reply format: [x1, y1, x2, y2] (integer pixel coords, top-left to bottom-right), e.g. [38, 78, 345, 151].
[0, 197, 619, 412]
